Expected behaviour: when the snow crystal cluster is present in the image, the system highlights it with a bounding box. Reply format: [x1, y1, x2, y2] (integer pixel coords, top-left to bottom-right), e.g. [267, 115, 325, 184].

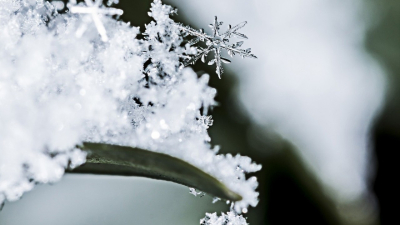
[200, 211, 248, 225]
[0, 0, 260, 221]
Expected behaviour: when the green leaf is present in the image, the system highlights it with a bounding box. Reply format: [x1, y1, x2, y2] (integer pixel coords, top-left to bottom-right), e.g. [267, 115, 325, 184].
[69, 142, 242, 201]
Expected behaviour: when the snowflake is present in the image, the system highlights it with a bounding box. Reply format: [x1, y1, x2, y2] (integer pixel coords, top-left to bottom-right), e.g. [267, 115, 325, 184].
[177, 16, 257, 78]
[68, 0, 123, 41]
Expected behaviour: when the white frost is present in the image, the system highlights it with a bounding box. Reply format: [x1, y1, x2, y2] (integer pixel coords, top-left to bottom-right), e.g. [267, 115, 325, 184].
[0, 0, 260, 218]
[68, 0, 123, 42]
[200, 211, 248, 225]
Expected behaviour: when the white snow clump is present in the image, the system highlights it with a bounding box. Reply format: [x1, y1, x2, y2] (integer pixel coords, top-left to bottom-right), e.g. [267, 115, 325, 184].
[200, 211, 248, 225]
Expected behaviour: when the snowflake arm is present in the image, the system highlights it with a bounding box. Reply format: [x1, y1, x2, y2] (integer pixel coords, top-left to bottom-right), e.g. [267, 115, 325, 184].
[69, 0, 123, 42]
[210, 16, 222, 38]
[177, 24, 213, 42]
[177, 16, 257, 79]
[221, 21, 248, 39]
[211, 47, 224, 78]
[221, 45, 257, 59]
[183, 46, 213, 67]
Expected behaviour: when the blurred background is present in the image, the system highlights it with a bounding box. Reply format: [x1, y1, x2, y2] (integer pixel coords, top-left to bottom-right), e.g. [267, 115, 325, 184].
[0, 0, 398, 224]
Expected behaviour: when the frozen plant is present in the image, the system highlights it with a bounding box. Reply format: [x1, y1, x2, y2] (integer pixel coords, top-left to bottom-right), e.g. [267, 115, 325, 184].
[0, 0, 260, 223]
[177, 16, 257, 78]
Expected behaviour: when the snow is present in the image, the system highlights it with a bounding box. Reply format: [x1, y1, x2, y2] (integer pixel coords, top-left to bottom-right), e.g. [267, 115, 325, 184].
[200, 211, 248, 225]
[0, 1, 260, 221]
[68, 0, 123, 42]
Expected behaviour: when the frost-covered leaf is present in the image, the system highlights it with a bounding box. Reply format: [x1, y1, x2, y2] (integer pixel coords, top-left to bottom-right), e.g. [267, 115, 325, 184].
[71, 142, 242, 201]
[0, 0, 260, 220]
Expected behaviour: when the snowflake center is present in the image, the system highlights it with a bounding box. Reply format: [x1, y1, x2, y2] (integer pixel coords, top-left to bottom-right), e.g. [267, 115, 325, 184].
[211, 36, 223, 48]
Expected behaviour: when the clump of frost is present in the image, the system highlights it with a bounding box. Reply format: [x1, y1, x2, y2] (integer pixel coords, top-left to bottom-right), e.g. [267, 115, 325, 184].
[0, 0, 260, 219]
[200, 211, 248, 225]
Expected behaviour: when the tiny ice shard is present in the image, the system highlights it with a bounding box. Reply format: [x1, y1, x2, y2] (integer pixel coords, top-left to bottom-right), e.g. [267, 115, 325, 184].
[189, 187, 197, 196]
[198, 115, 213, 128]
[189, 187, 204, 197]
[212, 197, 221, 203]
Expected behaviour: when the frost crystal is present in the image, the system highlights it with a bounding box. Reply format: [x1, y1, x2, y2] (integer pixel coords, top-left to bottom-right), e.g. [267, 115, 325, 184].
[0, 0, 260, 223]
[177, 16, 257, 78]
[189, 188, 205, 197]
[200, 211, 248, 225]
[212, 197, 221, 203]
[68, 0, 123, 41]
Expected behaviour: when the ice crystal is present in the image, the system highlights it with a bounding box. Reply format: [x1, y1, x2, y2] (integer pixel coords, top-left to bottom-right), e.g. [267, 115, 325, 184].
[212, 197, 221, 203]
[200, 211, 248, 225]
[68, 0, 123, 41]
[0, 0, 260, 223]
[189, 188, 205, 197]
[199, 115, 213, 128]
[177, 16, 257, 78]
